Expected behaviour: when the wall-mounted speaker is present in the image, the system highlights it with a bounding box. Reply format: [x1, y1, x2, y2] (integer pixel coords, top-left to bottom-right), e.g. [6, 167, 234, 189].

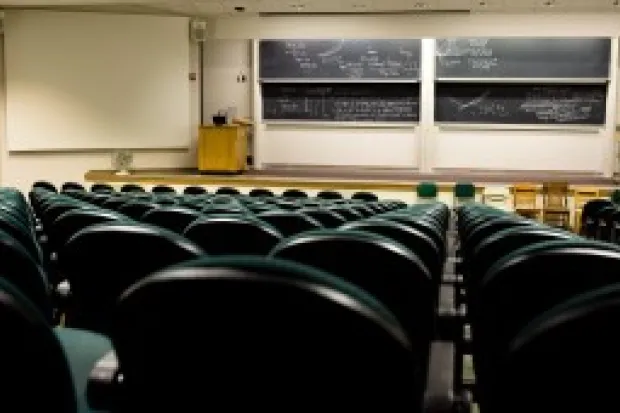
[190, 20, 208, 43]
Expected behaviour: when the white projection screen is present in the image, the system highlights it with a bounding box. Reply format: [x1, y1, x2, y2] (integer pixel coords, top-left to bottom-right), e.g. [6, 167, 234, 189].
[5, 11, 191, 151]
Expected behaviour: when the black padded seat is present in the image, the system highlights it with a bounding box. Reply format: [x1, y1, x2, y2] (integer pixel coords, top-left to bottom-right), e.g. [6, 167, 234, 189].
[282, 189, 308, 199]
[316, 190, 343, 200]
[61, 182, 86, 193]
[491, 283, 620, 413]
[471, 240, 620, 405]
[215, 187, 240, 195]
[256, 210, 323, 237]
[341, 218, 443, 283]
[91, 183, 115, 193]
[270, 229, 434, 400]
[379, 214, 446, 259]
[249, 188, 275, 198]
[113, 256, 417, 411]
[33, 181, 58, 193]
[117, 202, 160, 220]
[298, 208, 347, 229]
[460, 217, 539, 259]
[140, 207, 202, 234]
[50, 209, 126, 252]
[351, 191, 379, 202]
[465, 226, 574, 290]
[120, 184, 145, 193]
[183, 186, 207, 195]
[0, 229, 53, 322]
[581, 199, 613, 237]
[151, 185, 176, 194]
[184, 216, 283, 255]
[326, 206, 364, 222]
[0, 278, 78, 412]
[60, 222, 204, 333]
[101, 197, 131, 211]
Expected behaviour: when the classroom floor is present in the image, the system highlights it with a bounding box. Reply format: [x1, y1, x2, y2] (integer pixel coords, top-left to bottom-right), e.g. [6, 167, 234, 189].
[252, 166, 617, 185]
[85, 166, 617, 190]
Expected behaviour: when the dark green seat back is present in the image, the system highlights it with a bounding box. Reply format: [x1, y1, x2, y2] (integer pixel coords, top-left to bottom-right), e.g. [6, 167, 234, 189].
[270, 228, 434, 385]
[61, 222, 204, 333]
[184, 216, 282, 256]
[490, 283, 620, 413]
[114, 256, 416, 411]
[0, 277, 76, 412]
[472, 240, 620, 397]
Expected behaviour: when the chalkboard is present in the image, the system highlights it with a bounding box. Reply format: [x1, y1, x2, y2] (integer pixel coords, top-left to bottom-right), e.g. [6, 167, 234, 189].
[436, 38, 611, 79]
[435, 83, 607, 125]
[260, 39, 421, 80]
[262, 83, 419, 122]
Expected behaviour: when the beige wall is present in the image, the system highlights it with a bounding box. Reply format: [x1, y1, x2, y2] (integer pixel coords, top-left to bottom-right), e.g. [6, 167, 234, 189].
[208, 13, 620, 39]
[3, 12, 620, 193]
[202, 39, 252, 121]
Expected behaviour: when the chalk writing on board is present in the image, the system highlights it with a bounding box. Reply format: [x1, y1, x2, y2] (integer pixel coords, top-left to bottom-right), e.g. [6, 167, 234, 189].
[437, 38, 499, 73]
[521, 87, 605, 123]
[260, 39, 422, 79]
[435, 83, 606, 125]
[435, 37, 611, 79]
[262, 83, 419, 122]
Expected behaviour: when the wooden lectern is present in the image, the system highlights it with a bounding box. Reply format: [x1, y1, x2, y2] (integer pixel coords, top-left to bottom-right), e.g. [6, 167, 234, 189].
[197, 124, 248, 174]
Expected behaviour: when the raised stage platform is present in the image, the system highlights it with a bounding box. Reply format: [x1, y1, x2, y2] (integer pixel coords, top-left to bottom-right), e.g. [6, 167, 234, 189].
[85, 167, 617, 194]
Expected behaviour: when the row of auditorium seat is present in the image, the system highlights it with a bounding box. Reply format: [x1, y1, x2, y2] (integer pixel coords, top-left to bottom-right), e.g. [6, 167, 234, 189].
[453, 203, 620, 412]
[15, 180, 620, 412]
[19, 184, 463, 412]
[30, 187, 449, 336]
[0, 186, 113, 413]
[33, 180, 381, 201]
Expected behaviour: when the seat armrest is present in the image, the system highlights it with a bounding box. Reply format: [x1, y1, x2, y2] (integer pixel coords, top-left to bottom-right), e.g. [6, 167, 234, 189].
[437, 285, 466, 341]
[442, 258, 463, 284]
[424, 341, 455, 413]
[424, 341, 471, 413]
[87, 350, 121, 410]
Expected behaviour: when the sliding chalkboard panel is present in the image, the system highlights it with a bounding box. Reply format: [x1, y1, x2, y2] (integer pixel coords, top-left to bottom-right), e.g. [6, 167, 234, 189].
[435, 83, 606, 125]
[260, 40, 421, 80]
[263, 83, 419, 122]
[436, 38, 611, 79]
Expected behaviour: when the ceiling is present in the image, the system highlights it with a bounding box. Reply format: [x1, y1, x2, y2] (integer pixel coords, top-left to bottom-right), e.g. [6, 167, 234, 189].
[1, 0, 619, 16]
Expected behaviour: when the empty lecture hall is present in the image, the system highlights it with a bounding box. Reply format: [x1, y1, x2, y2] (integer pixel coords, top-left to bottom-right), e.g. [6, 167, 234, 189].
[3, 0, 620, 411]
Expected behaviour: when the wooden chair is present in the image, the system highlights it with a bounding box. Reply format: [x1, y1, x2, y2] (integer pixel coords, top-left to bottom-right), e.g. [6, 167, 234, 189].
[573, 187, 601, 233]
[513, 184, 541, 221]
[542, 182, 570, 229]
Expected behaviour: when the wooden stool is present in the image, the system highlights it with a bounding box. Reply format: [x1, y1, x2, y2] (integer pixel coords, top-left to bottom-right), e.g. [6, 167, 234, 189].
[542, 182, 570, 229]
[513, 183, 541, 220]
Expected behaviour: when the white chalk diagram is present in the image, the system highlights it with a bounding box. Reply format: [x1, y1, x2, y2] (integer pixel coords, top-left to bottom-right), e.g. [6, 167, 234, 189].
[436, 38, 498, 72]
[445, 90, 510, 118]
[283, 40, 417, 78]
[520, 89, 604, 123]
[440, 87, 604, 122]
[283, 40, 319, 74]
